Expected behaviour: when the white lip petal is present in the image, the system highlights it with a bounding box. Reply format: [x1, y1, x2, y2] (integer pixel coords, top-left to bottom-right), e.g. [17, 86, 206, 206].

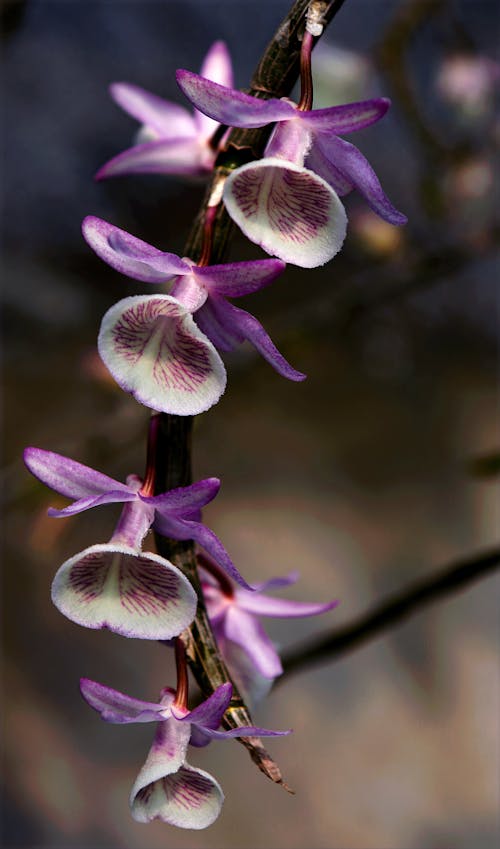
[98, 295, 227, 415]
[223, 158, 347, 268]
[131, 762, 224, 829]
[51, 543, 197, 639]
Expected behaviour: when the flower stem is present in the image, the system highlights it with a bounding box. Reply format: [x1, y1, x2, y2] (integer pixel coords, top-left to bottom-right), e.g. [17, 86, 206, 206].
[138, 413, 161, 497]
[173, 638, 189, 710]
[297, 29, 314, 111]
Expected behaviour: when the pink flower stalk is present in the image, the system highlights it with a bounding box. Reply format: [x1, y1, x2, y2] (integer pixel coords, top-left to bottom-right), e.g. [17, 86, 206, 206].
[96, 41, 233, 180]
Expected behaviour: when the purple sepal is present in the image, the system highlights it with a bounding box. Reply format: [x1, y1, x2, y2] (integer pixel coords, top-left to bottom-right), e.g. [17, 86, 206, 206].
[172, 683, 232, 729]
[23, 446, 130, 500]
[142, 478, 220, 516]
[194, 259, 286, 297]
[80, 678, 167, 723]
[95, 137, 212, 181]
[109, 82, 196, 138]
[47, 489, 136, 518]
[301, 98, 390, 134]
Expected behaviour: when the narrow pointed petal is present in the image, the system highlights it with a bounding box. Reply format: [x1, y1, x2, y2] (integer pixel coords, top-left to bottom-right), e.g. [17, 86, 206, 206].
[176, 70, 296, 128]
[23, 447, 131, 500]
[51, 543, 197, 639]
[82, 217, 191, 282]
[194, 298, 240, 353]
[223, 159, 348, 268]
[110, 82, 196, 138]
[306, 142, 354, 195]
[131, 762, 223, 829]
[95, 137, 215, 180]
[98, 295, 227, 415]
[204, 296, 306, 382]
[195, 725, 291, 741]
[301, 98, 390, 133]
[47, 489, 136, 518]
[194, 259, 285, 297]
[251, 571, 300, 592]
[317, 135, 407, 225]
[195, 41, 234, 137]
[155, 514, 252, 590]
[142, 478, 220, 516]
[224, 606, 283, 678]
[172, 682, 232, 729]
[237, 592, 339, 618]
[80, 678, 166, 723]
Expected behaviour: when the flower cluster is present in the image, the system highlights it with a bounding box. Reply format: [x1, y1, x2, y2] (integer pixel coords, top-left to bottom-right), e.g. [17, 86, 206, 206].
[25, 21, 406, 830]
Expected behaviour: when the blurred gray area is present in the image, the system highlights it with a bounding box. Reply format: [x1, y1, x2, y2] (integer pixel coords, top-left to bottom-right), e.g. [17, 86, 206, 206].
[2, 1, 499, 847]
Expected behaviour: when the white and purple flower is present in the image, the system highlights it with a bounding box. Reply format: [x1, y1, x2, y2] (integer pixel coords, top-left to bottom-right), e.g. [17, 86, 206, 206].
[80, 678, 290, 827]
[82, 216, 305, 415]
[96, 41, 233, 180]
[175, 70, 407, 267]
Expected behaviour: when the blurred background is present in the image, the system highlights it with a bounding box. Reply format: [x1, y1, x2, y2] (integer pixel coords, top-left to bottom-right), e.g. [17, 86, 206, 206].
[2, 0, 499, 847]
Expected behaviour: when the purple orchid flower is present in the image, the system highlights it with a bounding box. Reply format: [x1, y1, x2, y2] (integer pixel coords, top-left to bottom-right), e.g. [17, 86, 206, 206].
[24, 446, 253, 591]
[95, 41, 233, 181]
[199, 558, 338, 700]
[80, 678, 290, 827]
[176, 71, 407, 267]
[82, 216, 305, 409]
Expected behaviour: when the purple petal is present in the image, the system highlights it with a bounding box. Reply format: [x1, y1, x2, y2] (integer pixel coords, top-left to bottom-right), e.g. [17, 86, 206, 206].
[110, 82, 196, 138]
[142, 478, 220, 516]
[24, 447, 131, 501]
[306, 142, 354, 196]
[237, 591, 339, 619]
[316, 135, 407, 225]
[155, 514, 252, 590]
[252, 571, 300, 592]
[95, 137, 215, 181]
[47, 489, 136, 518]
[195, 41, 234, 137]
[132, 717, 191, 797]
[176, 70, 296, 128]
[98, 295, 227, 415]
[223, 158, 348, 267]
[194, 259, 285, 297]
[194, 298, 241, 353]
[80, 678, 166, 723]
[82, 216, 190, 282]
[224, 606, 283, 678]
[302, 98, 390, 134]
[51, 543, 197, 639]
[131, 761, 223, 829]
[205, 296, 306, 382]
[173, 683, 232, 730]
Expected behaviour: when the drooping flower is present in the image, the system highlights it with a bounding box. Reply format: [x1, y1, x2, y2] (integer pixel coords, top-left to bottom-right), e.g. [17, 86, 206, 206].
[82, 216, 305, 391]
[80, 678, 290, 827]
[95, 41, 233, 180]
[24, 445, 252, 589]
[176, 71, 407, 266]
[199, 555, 338, 700]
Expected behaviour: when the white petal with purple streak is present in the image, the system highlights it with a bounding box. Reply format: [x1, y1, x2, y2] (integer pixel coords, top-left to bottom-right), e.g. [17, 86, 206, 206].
[98, 295, 226, 415]
[51, 543, 197, 639]
[131, 762, 224, 828]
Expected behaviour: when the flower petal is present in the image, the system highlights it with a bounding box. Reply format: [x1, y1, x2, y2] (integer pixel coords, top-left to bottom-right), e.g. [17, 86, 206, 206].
[51, 543, 197, 639]
[95, 137, 215, 180]
[155, 514, 252, 590]
[47, 489, 136, 518]
[237, 592, 339, 618]
[194, 259, 285, 297]
[195, 725, 291, 741]
[306, 142, 354, 195]
[173, 682, 232, 729]
[82, 216, 190, 282]
[176, 70, 296, 128]
[142, 478, 220, 516]
[223, 158, 347, 268]
[131, 762, 223, 829]
[251, 571, 300, 592]
[195, 40, 234, 138]
[224, 606, 283, 678]
[80, 678, 166, 723]
[23, 447, 131, 500]
[110, 82, 196, 138]
[132, 717, 191, 795]
[301, 98, 390, 134]
[316, 135, 407, 225]
[200, 296, 306, 382]
[98, 295, 227, 415]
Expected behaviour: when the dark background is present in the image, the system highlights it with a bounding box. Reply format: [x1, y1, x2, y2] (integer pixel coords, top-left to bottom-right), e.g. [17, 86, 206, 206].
[2, 1, 499, 847]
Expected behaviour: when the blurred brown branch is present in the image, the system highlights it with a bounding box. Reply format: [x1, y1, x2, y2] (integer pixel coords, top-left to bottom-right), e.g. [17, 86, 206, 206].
[279, 547, 500, 681]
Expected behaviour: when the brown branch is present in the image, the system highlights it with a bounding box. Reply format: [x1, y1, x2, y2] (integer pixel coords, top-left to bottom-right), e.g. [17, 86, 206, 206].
[154, 0, 350, 789]
[279, 547, 500, 681]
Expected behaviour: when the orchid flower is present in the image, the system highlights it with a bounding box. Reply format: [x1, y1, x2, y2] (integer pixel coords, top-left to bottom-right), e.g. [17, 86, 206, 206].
[24, 445, 253, 590]
[199, 557, 338, 698]
[176, 71, 407, 266]
[95, 41, 233, 180]
[82, 216, 305, 402]
[80, 678, 290, 827]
